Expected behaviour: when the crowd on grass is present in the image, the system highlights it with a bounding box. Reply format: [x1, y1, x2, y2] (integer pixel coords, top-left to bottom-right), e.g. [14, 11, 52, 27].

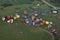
[2, 8, 57, 37]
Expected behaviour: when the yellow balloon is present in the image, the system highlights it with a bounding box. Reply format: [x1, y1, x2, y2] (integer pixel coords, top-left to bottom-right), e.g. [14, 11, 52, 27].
[45, 21, 49, 25]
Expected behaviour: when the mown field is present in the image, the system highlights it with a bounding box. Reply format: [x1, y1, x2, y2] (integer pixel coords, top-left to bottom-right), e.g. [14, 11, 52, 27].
[0, 4, 60, 40]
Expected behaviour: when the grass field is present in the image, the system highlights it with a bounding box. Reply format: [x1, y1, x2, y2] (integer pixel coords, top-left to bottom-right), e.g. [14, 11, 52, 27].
[0, 21, 52, 40]
[0, 4, 60, 40]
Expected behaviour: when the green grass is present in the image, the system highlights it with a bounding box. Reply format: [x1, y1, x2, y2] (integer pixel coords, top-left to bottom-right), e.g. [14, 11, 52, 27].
[0, 4, 60, 40]
[0, 21, 52, 40]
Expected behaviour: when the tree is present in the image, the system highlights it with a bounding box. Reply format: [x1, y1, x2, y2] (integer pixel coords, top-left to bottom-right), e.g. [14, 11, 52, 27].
[1, 0, 13, 7]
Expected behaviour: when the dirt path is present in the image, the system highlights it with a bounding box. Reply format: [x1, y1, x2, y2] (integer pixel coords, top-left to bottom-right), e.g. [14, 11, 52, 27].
[31, 27, 55, 40]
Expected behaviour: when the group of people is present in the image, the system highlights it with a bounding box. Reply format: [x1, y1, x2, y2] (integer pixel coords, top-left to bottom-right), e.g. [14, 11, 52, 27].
[2, 9, 57, 37]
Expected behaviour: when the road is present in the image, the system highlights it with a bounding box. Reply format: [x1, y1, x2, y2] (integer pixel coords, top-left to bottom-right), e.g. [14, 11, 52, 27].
[41, 0, 60, 10]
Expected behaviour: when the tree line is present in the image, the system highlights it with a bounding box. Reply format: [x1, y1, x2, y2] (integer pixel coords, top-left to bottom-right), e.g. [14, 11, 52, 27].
[0, 0, 35, 7]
